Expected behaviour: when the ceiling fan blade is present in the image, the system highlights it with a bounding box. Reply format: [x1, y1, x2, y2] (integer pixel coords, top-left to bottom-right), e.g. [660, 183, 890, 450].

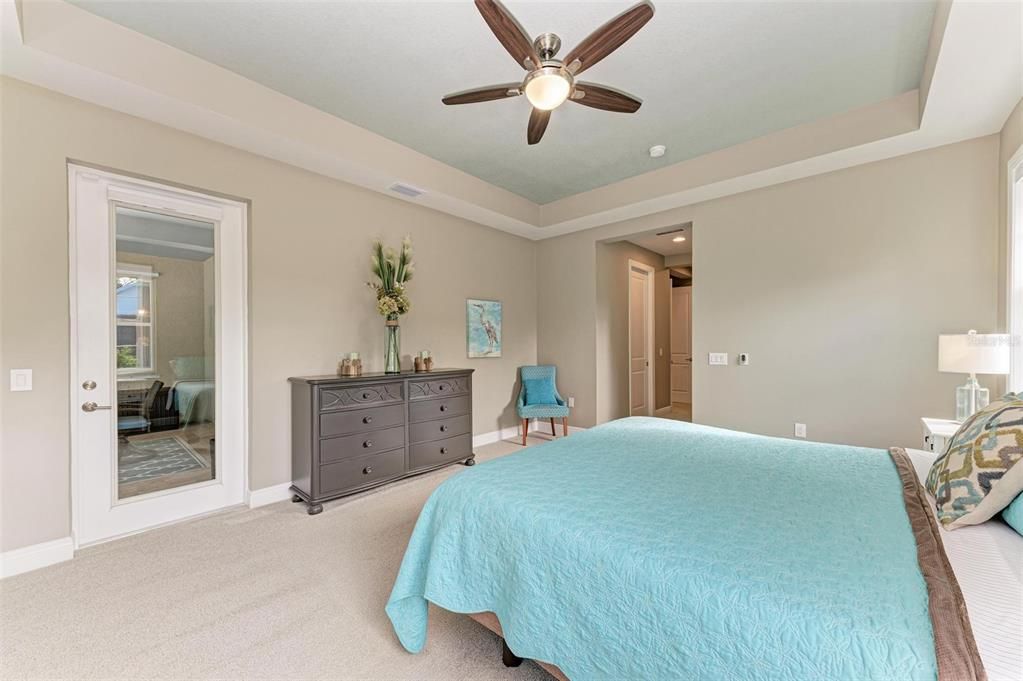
[527, 108, 551, 145]
[474, 0, 542, 70]
[562, 1, 654, 76]
[442, 84, 522, 105]
[571, 83, 642, 113]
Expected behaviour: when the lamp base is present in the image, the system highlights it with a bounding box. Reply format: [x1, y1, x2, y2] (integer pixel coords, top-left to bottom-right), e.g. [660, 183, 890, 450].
[955, 376, 989, 422]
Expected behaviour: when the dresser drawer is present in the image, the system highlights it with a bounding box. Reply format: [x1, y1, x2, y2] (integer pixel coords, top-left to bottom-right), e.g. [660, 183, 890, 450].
[410, 434, 472, 470]
[320, 426, 405, 464]
[411, 413, 471, 444]
[319, 449, 405, 495]
[409, 376, 470, 400]
[319, 382, 403, 412]
[409, 395, 470, 423]
[320, 404, 405, 438]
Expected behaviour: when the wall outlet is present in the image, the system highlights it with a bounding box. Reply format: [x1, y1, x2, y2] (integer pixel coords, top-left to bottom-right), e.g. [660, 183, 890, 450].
[9, 369, 32, 392]
[709, 352, 728, 365]
[738, 352, 750, 365]
[794, 423, 807, 438]
[568, 396, 575, 408]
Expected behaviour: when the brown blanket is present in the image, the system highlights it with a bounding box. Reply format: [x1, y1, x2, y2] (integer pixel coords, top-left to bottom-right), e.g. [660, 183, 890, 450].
[888, 447, 986, 681]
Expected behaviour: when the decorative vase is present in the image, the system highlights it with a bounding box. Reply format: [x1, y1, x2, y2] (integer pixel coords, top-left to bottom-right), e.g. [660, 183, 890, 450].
[384, 319, 401, 373]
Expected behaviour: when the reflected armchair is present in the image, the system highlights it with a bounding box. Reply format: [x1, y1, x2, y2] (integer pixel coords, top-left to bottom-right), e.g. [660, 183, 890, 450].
[516, 365, 570, 446]
[117, 379, 163, 442]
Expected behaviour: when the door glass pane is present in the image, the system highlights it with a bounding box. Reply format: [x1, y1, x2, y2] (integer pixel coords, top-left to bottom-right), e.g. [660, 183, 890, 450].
[114, 206, 216, 500]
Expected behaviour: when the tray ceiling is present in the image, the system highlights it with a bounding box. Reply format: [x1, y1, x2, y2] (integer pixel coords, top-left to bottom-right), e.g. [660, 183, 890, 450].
[72, 1, 936, 204]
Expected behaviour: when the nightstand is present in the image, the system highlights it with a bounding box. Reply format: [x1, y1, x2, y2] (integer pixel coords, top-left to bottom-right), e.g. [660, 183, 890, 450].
[921, 418, 960, 454]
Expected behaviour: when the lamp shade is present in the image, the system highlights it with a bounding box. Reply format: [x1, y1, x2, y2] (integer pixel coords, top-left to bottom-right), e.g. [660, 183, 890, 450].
[938, 332, 1010, 375]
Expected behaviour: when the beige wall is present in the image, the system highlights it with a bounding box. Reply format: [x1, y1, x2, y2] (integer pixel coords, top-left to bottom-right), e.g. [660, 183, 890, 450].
[595, 242, 665, 422]
[539, 135, 1000, 450]
[116, 253, 207, 387]
[536, 235, 596, 427]
[0, 77, 536, 552]
[998, 97, 1023, 334]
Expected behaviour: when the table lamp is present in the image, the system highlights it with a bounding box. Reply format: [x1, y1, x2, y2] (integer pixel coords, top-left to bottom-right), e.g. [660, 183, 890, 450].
[938, 330, 1010, 421]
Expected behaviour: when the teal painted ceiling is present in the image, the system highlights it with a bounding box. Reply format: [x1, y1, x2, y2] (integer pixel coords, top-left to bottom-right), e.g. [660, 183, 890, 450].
[73, 1, 937, 204]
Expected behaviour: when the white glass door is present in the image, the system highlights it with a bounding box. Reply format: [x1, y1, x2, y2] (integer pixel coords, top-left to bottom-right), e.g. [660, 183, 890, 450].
[69, 165, 248, 546]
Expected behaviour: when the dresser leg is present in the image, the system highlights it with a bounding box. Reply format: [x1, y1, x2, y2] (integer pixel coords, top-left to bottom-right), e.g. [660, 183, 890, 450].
[501, 639, 523, 667]
[463, 455, 476, 466]
[291, 494, 303, 503]
[307, 503, 323, 516]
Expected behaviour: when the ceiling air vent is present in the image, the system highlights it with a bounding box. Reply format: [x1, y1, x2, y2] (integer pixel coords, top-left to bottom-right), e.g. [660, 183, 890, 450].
[655, 221, 692, 237]
[388, 182, 425, 199]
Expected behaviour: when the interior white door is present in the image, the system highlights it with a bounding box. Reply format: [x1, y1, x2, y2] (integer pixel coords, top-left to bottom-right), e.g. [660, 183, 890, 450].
[629, 264, 652, 416]
[70, 165, 248, 547]
[671, 286, 692, 404]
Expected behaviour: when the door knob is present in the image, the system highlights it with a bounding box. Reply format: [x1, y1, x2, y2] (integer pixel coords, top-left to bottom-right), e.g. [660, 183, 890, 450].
[81, 401, 112, 412]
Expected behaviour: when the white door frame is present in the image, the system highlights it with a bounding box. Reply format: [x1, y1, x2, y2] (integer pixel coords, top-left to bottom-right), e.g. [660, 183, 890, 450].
[1007, 144, 1023, 393]
[68, 164, 249, 547]
[627, 259, 656, 416]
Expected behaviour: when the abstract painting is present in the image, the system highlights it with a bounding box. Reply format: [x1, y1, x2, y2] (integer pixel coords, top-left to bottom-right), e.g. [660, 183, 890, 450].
[467, 299, 502, 358]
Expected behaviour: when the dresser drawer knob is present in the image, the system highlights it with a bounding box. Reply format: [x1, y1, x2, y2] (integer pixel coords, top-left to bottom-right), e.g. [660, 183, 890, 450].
[440, 425, 448, 432]
[363, 440, 373, 448]
[363, 466, 373, 475]
[363, 416, 373, 424]
[440, 447, 448, 454]
[440, 405, 447, 412]
[439, 384, 446, 391]
[362, 392, 370, 400]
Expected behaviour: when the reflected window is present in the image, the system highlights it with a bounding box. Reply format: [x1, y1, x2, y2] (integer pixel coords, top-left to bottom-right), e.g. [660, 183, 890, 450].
[116, 264, 155, 375]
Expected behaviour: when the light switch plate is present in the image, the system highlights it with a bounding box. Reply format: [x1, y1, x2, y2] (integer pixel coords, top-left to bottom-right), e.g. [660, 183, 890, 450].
[10, 369, 32, 392]
[794, 423, 807, 438]
[709, 353, 728, 365]
[568, 396, 575, 408]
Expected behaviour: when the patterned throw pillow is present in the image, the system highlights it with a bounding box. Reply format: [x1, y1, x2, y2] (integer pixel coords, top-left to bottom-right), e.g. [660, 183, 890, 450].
[926, 393, 1023, 529]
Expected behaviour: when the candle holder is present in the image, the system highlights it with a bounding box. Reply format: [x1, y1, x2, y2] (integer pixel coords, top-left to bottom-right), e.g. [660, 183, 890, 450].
[338, 353, 363, 376]
[414, 351, 433, 372]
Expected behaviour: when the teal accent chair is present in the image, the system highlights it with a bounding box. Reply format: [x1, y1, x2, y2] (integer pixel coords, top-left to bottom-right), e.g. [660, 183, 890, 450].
[516, 365, 570, 445]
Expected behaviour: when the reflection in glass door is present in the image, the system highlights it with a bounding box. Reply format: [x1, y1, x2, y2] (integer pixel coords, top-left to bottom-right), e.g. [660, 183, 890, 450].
[114, 206, 216, 499]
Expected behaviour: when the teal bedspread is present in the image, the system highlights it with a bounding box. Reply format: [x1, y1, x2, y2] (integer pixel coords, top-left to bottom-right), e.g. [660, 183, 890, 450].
[386, 418, 937, 680]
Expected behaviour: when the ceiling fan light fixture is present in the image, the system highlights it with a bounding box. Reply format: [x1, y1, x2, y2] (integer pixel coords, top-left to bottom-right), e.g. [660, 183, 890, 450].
[524, 66, 573, 111]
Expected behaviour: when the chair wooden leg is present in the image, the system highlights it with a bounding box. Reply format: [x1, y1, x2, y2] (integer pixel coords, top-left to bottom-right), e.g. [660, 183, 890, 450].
[562, 417, 568, 436]
[550, 418, 556, 436]
[521, 419, 528, 446]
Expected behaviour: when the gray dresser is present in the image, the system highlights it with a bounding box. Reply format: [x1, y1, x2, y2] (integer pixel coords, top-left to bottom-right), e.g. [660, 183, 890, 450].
[288, 369, 475, 514]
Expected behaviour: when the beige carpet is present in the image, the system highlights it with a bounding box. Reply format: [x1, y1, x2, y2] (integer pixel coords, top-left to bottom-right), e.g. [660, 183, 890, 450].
[0, 436, 562, 680]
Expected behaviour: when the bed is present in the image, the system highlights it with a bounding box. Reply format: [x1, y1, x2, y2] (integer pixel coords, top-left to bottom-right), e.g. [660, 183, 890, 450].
[386, 417, 1022, 680]
[166, 379, 215, 426]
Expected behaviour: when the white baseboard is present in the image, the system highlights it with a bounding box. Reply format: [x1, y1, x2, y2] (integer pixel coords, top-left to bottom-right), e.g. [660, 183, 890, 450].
[474, 421, 586, 447]
[0, 537, 74, 578]
[248, 482, 293, 509]
[473, 425, 523, 447]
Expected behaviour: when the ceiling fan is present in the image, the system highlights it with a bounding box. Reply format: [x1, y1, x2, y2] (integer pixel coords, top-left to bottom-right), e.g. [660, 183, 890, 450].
[442, 0, 655, 145]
